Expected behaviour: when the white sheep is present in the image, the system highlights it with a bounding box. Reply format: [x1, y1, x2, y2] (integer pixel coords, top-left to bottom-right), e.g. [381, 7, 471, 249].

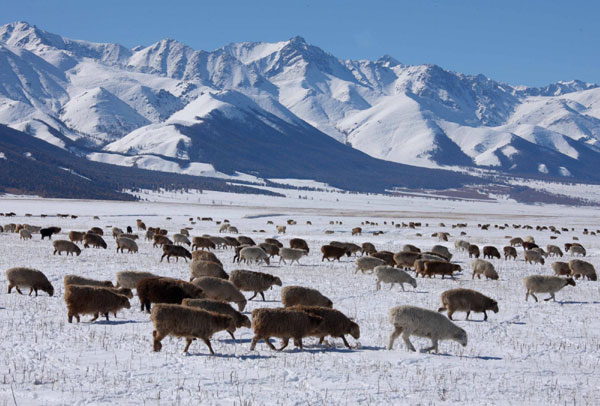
[471, 259, 498, 280]
[523, 275, 576, 302]
[239, 246, 271, 265]
[374, 266, 417, 291]
[454, 240, 470, 252]
[173, 233, 191, 246]
[115, 271, 158, 290]
[278, 247, 308, 265]
[388, 305, 467, 353]
[355, 256, 386, 274]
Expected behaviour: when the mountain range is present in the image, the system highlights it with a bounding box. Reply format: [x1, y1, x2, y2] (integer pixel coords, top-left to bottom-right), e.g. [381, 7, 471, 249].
[1, 21, 600, 198]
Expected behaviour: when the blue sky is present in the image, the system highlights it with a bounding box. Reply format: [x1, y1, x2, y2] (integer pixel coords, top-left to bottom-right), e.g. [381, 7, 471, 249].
[2, 0, 598, 86]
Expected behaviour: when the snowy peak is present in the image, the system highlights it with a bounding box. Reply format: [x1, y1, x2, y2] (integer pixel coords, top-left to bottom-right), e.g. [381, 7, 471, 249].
[128, 38, 195, 78]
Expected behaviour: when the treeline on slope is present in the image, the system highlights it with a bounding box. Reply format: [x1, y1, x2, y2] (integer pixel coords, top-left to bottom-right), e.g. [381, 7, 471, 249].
[0, 125, 283, 200]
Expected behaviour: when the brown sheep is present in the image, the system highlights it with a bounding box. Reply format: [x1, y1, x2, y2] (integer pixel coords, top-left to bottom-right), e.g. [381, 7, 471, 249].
[191, 277, 247, 312]
[237, 236, 256, 246]
[438, 288, 499, 321]
[161, 244, 192, 262]
[152, 234, 172, 248]
[53, 240, 81, 256]
[151, 304, 235, 354]
[281, 285, 332, 308]
[189, 260, 228, 280]
[552, 261, 571, 276]
[136, 219, 146, 230]
[289, 238, 310, 253]
[259, 242, 280, 258]
[402, 244, 421, 253]
[6, 267, 54, 296]
[64, 285, 131, 322]
[229, 269, 282, 300]
[503, 246, 518, 260]
[370, 251, 396, 267]
[63, 275, 113, 288]
[393, 251, 420, 270]
[249, 308, 324, 351]
[468, 244, 480, 258]
[89, 227, 103, 236]
[483, 246, 501, 259]
[351, 227, 362, 236]
[69, 231, 85, 244]
[137, 277, 204, 312]
[422, 261, 461, 279]
[546, 245, 564, 257]
[182, 298, 251, 339]
[192, 250, 222, 265]
[264, 238, 283, 248]
[292, 305, 360, 348]
[321, 245, 347, 261]
[224, 236, 241, 248]
[83, 232, 107, 249]
[569, 260, 597, 281]
[361, 242, 377, 256]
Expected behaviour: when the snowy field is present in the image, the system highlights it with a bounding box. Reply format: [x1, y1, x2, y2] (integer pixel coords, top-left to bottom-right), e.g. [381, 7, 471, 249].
[0, 193, 599, 405]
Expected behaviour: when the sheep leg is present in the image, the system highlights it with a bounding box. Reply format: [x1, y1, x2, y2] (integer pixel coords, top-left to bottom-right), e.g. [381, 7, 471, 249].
[105, 313, 110, 321]
[544, 293, 555, 302]
[423, 337, 439, 353]
[250, 335, 260, 350]
[91, 313, 99, 322]
[183, 338, 194, 353]
[152, 331, 164, 352]
[228, 330, 236, 340]
[401, 331, 416, 352]
[68, 312, 73, 323]
[265, 337, 277, 351]
[160, 254, 166, 262]
[400, 283, 405, 292]
[278, 338, 289, 351]
[248, 291, 258, 300]
[483, 311, 488, 321]
[295, 338, 303, 349]
[260, 291, 266, 301]
[341, 336, 351, 349]
[466, 311, 470, 320]
[202, 338, 215, 355]
[387, 326, 403, 350]
[376, 281, 381, 290]
[530, 292, 538, 302]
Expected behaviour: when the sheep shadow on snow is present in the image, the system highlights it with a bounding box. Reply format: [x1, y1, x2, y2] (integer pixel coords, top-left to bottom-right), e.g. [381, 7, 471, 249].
[558, 300, 600, 305]
[186, 352, 274, 360]
[433, 352, 502, 361]
[92, 320, 141, 326]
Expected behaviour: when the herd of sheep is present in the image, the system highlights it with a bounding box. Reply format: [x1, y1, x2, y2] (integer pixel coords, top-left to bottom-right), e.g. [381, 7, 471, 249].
[2, 215, 597, 356]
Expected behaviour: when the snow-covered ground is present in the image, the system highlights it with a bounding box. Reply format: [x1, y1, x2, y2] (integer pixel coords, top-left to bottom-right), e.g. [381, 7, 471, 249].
[0, 193, 599, 405]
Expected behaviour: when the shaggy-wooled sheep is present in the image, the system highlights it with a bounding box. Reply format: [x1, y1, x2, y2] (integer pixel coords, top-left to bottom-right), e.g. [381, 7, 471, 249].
[152, 235, 172, 248]
[279, 247, 308, 265]
[388, 306, 467, 353]
[83, 232, 107, 249]
[53, 240, 81, 256]
[421, 261, 461, 279]
[191, 277, 247, 312]
[438, 288, 498, 321]
[483, 246, 501, 259]
[321, 245, 348, 261]
[375, 266, 417, 291]
[431, 245, 452, 260]
[289, 238, 309, 253]
[19, 229, 32, 240]
[189, 260, 228, 280]
[40, 226, 61, 240]
[173, 233, 191, 246]
[264, 238, 283, 248]
[503, 246, 517, 260]
[137, 277, 204, 312]
[293, 305, 360, 348]
[249, 308, 324, 351]
[546, 245, 564, 257]
[229, 270, 282, 301]
[524, 249, 545, 265]
[161, 244, 192, 262]
[6, 267, 54, 296]
[151, 304, 235, 354]
[393, 252, 420, 270]
[192, 250, 222, 265]
[115, 271, 158, 289]
[361, 242, 377, 256]
[523, 275, 576, 302]
[116, 237, 138, 254]
[569, 260, 597, 281]
[552, 261, 571, 276]
[454, 240, 470, 252]
[239, 246, 270, 265]
[471, 259, 498, 280]
[182, 298, 250, 339]
[355, 256, 386, 274]
[64, 285, 130, 322]
[569, 245, 586, 257]
[281, 285, 332, 308]
[64, 275, 113, 288]
[468, 244, 480, 258]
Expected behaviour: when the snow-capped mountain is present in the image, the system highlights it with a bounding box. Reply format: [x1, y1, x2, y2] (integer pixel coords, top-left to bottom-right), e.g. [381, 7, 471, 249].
[1, 21, 600, 187]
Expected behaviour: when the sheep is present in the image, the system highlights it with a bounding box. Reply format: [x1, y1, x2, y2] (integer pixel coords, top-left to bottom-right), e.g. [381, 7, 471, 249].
[402, 244, 421, 253]
[468, 244, 480, 258]
[111, 227, 124, 239]
[169, 233, 190, 246]
[229, 269, 282, 301]
[136, 219, 146, 230]
[151, 304, 235, 354]
[471, 259, 498, 280]
[393, 251, 420, 270]
[182, 298, 251, 339]
[522, 241, 539, 251]
[192, 250, 222, 266]
[68, 231, 85, 244]
[137, 277, 204, 312]
[191, 277, 247, 312]
[361, 242, 377, 256]
[180, 228, 190, 237]
[292, 305, 360, 349]
[224, 236, 241, 248]
[89, 227, 103, 236]
[438, 288, 498, 321]
[209, 236, 227, 249]
[64, 285, 131, 322]
[6, 267, 54, 296]
[552, 261, 571, 276]
[546, 245, 564, 257]
[351, 227, 362, 236]
[64, 275, 113, 288]
[238, 236, 256, 246]
[524, 236, 535, 244]
[228, 226, 239, 234]
[264, 238, 283, 248]
[120, 233, 139, 240]
[569, 260, 597, 281]
[388, 305, 467, 353]
[289, 238, 310, 253]
[161, 244, 192, 263]
[371, 251, 396, 267]
[523, 275, 576, 302]
[375, 266, 417, 291]
[53, 240, 81, 256]
[431, 245, 452, 261]
[422, 261, 461, 279]
[83, 232, 107, 249]
[249, 308, 324, 351]
[145, 229, 154, 241]
[503, 246, 518, 260]
[276, 225, 287, 234]
[342, 243, 362, 256]
[116, 237, 138, 254]
[279, 247, 308, 264]
[525, 249, 545, 265]
[258, 242, 279, 258]
[355, 256, 386, 274]
[454, 240, 470, 252]
[115, 271, 158, 289]
[126, 226, 133, 234]
[19, 229, 32, 240]
[40, 226, 61, 240]
[189, 260, 229, 280]
[321, 245, 347, 261]
[239, 246, 270, 265]
[152, 234, 172, 248]
[483, 246, 501, 259]
[281, 285, 332, 308]
[569, 245, 586, 257]
[192, 236, 216, 251]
